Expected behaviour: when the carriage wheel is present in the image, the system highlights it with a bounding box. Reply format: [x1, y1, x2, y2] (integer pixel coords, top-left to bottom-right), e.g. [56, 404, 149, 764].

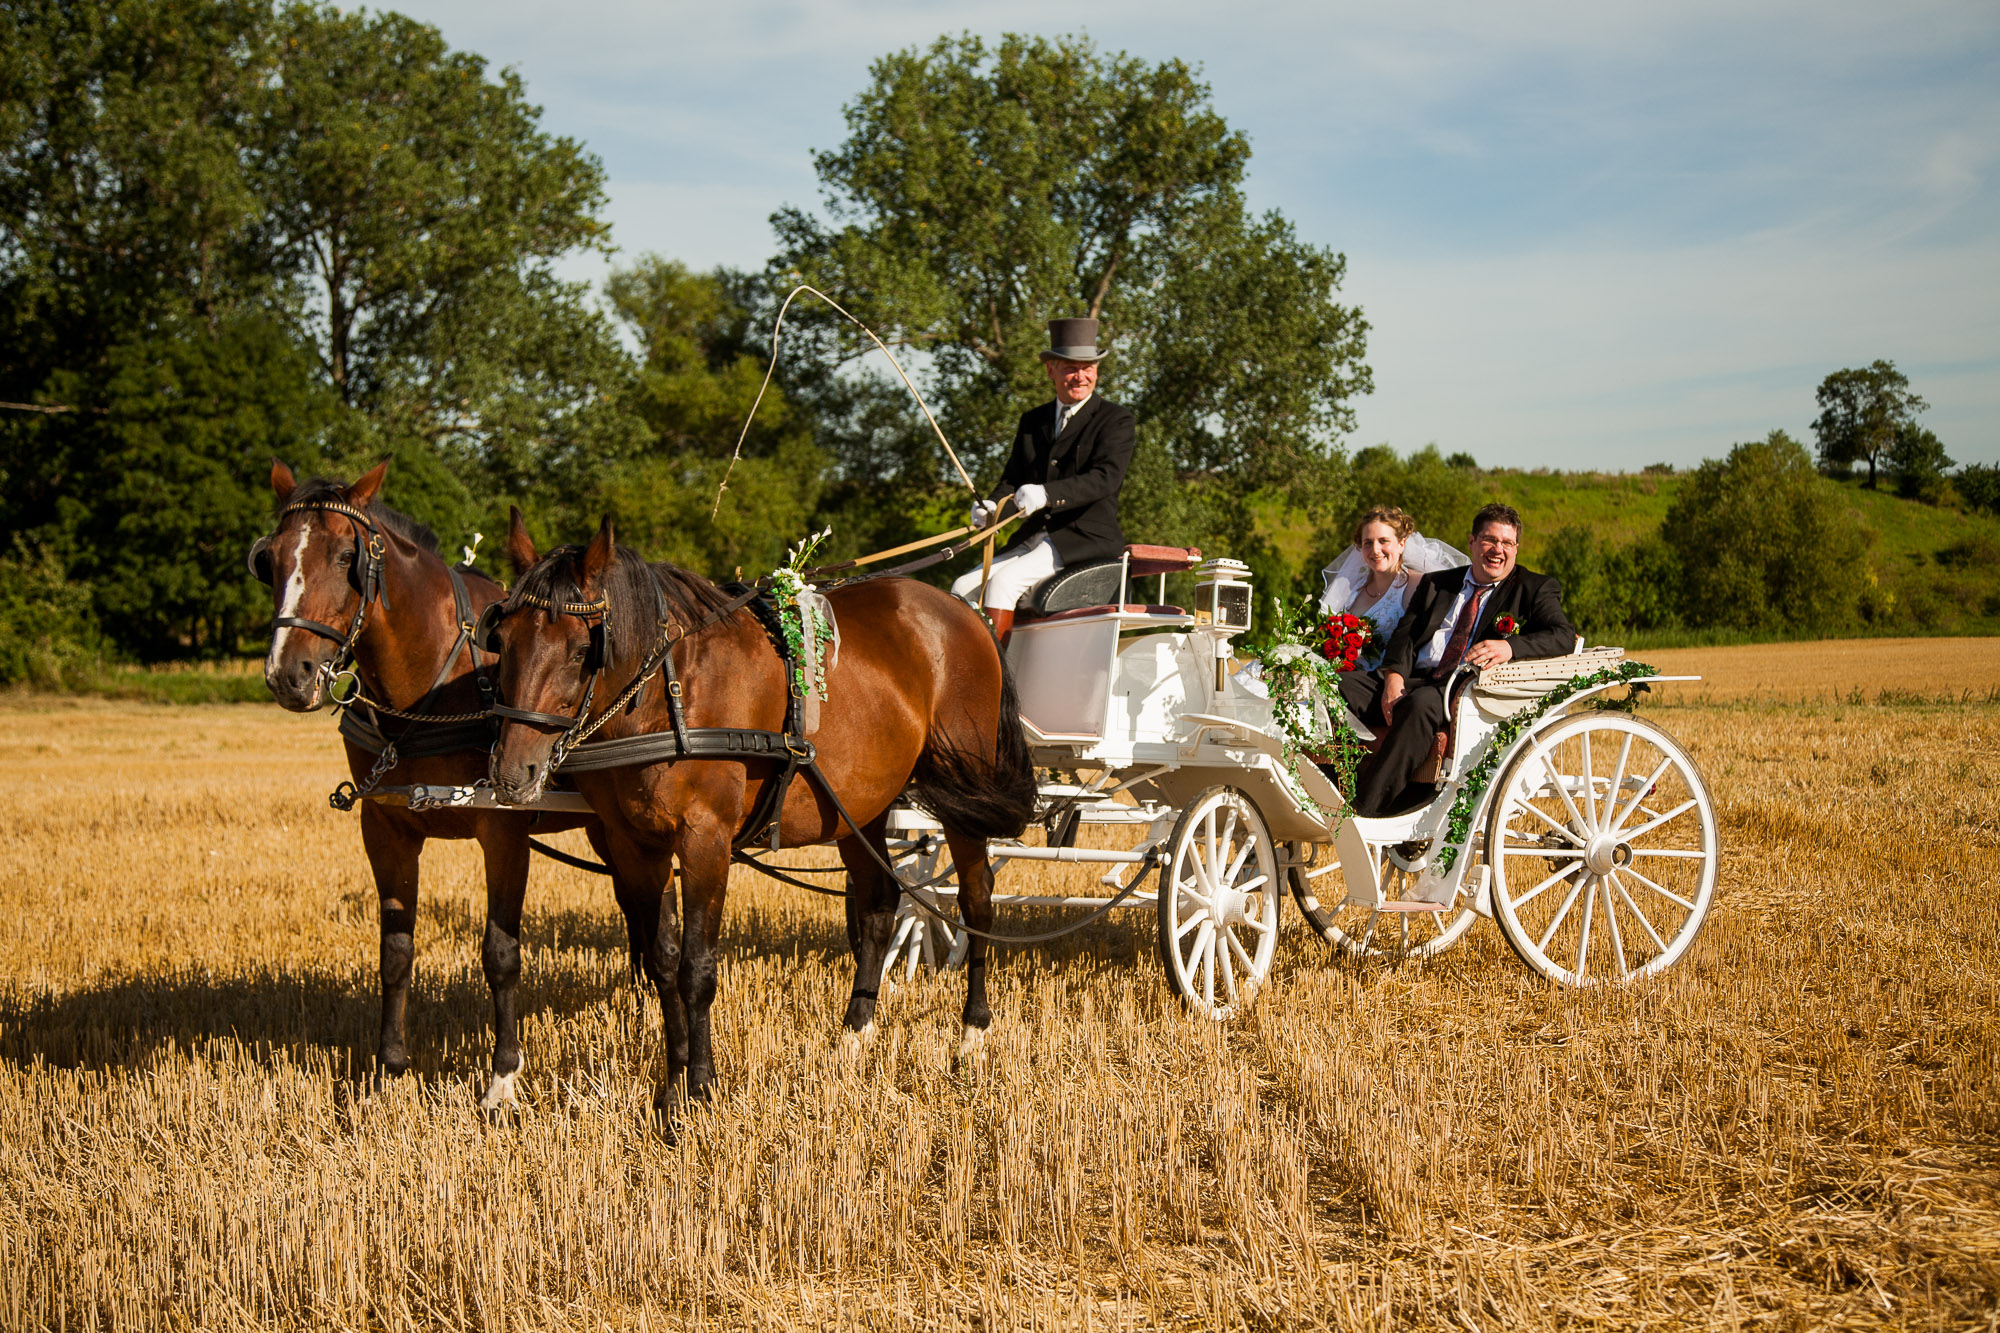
[1287, 843, 1479, 962]
[877, 837, 969, 988]
[1485, 711, 1717, 986]
[1156, 787, 1281, 1019]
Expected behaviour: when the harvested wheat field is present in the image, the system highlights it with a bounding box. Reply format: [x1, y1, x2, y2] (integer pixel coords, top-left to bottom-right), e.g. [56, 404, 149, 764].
[2, 640, 1997, 1331]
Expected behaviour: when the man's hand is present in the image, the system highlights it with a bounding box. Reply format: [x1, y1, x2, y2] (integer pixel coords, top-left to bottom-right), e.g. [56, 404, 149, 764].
[1381, 672, 1406, 725]
[969, 499, 995, 529]
[1014, 483, 1048, 515]
[1464, 638, 1514, 669]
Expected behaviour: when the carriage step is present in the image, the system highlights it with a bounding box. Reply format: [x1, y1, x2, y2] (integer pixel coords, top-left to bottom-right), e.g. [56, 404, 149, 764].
[1374, 900, 1451, 913]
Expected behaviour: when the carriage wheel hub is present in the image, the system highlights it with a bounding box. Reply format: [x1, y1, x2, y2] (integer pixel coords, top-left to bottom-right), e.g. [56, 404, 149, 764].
[1584, 835, 1631, 876]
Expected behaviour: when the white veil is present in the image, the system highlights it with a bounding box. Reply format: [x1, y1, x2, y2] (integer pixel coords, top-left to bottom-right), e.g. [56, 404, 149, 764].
[1318, 531, 1468, 616]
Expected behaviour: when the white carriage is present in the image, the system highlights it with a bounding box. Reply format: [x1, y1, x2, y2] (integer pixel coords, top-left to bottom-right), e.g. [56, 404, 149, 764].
[881, 545, 1719, 1017]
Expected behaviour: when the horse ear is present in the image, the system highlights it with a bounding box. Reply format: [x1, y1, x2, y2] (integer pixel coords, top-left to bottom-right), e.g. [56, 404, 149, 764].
[505, 506, 538, 577]
[581, 516, 615, 588]
[346, 458, 390, 508]
[270, 458, 296, 504]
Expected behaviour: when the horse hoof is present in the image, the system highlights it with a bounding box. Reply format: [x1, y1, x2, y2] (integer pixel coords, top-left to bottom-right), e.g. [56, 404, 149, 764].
[478, 1064, 523, 1114]
[839, 1021, 878, 1060]
[952, 1023, 987, 1074]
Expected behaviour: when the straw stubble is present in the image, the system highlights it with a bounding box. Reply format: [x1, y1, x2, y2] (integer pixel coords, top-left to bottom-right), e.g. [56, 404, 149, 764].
[0, 669, 1994, 1330]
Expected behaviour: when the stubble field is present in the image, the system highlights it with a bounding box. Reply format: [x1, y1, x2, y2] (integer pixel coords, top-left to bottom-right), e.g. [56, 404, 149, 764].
[2, 640, 1997, 1331]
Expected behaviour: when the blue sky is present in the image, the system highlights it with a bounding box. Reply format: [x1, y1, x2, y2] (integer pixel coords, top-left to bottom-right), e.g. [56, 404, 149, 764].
[393, 0, 1998, 470]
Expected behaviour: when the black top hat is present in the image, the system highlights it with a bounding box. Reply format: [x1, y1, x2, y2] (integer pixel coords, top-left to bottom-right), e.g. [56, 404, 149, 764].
[1039, 316, 1108, 363]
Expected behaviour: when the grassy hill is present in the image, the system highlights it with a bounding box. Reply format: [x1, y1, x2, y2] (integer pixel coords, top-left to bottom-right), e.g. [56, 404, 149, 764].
[1485, 470, 2000, 640]
[1261, 464, 2000, 644]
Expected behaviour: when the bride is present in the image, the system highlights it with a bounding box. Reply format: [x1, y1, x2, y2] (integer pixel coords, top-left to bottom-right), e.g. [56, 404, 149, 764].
[1319, 507, 1467, 668]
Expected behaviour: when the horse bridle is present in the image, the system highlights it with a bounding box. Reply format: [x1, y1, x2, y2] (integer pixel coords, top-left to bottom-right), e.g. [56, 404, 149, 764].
[248, 498, 389, 698]
[481, 590, 611, 769]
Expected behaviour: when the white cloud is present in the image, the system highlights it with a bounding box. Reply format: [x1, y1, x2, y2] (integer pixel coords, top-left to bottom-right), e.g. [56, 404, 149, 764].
[396, 0, 2000, 467]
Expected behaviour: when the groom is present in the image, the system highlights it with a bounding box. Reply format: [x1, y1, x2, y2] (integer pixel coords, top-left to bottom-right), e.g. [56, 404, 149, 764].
[1338, 503, 1577, 816]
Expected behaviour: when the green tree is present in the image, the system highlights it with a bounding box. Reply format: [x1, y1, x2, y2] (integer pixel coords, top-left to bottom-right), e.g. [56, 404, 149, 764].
[1886, 422, 1952, 503]
[772, 32, 1369, 573]
[1663, 430, 1870, 633]
[1542, 525, 1681, 639]
[1956, 462, 2000, 516]
[0, 0, 639, 655]
[593, 258, 824, 575]
[260, 4, 643, 542]
[1812, 360, 1927, 488]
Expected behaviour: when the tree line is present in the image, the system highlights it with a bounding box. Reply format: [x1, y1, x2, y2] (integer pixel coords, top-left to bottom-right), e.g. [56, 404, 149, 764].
[2, 6, 1368, 667]
[2, 2, 1990, 681]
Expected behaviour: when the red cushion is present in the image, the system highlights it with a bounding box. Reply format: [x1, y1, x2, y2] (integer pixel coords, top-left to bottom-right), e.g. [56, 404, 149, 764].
[1126, 544, 1202, 578]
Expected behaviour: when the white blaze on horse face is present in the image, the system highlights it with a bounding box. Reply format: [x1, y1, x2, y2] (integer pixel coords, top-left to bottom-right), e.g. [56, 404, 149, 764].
[264, 525, 315, 680]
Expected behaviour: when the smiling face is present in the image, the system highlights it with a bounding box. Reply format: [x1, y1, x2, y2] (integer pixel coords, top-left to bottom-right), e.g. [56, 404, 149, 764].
[1356, 520, 1407, 577]
[1044, 357, 1099, 405]
[1469, 519, 1520, 584]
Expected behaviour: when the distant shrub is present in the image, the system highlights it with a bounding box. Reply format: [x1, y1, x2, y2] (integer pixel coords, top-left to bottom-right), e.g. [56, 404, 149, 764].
[1888, 424, 1953, 503]
[1343, 444, 1483, 544]
[1643, 462, 1675, 475]
[0, 543, 109, 687]
[1663, 431, 1870, 633]
[1956, 462, 2000, 516]
[1543, 525, 1682, 641]
[1445, 451, 1479, 472]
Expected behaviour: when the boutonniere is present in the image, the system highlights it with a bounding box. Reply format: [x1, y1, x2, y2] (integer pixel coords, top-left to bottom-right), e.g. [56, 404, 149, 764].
[1494, 614, 1520, 637]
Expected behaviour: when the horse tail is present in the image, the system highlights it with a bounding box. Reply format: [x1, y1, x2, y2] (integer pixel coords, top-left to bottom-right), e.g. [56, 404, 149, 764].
[908, 648, 1037, 843]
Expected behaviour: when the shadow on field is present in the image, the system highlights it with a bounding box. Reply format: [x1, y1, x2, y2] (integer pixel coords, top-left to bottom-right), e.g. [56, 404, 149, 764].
[0, 958, 639, 1077]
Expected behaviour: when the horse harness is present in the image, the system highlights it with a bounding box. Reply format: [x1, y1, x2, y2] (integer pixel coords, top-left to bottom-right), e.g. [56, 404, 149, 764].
[477, 576, 819, 852]
[251, 496, 501, 809]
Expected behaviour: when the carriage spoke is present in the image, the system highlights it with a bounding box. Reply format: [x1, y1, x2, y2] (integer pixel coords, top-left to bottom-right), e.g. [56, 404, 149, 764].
[1619, 796, 1698, 843]
[1175, 905, 1210, 941]
[1218, 928, 1239, 1004]
[1236, 906, 1273, 935]
[1610, 755, 1674, 830]
[1610, 872, 1668, 953]
[1630, 848, 1710, 859]
[1357, 913, 1380, 954]
[1508, 862, 1580, 910]
[1579, 731, 1597, 827]
[1574, 881, 1595, 978]
[1519, 801, 1586, 844]
[1177, 875, 1213, 909]
[1621, 863, 1697, 912]
[1225, 838, 1253, 885]
[1607, 730, 1634, 825]
[1535, 878, 1587, 953]
[1549, 755, 1594, 835]
[1198, 922, 1216, 1007]
[1228, 927, 1257, 976]
[1601, 878, 1630, 978]
[1508, 847, 1586, 860]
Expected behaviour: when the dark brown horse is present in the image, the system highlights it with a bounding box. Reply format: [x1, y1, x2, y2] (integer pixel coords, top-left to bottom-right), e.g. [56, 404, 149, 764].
[252, 460, 650, 1108]
[484, 514, 1035, 1115]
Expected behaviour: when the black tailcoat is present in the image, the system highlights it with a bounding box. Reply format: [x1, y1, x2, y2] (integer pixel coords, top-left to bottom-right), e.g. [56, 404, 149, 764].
[1379, 564, 1578, 680]
[989, 395, 1135, 565]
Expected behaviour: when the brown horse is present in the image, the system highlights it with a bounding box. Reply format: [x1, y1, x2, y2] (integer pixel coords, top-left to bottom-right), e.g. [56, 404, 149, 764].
[484, 514, 1035, 1115]
[251, 460, 652, 1109]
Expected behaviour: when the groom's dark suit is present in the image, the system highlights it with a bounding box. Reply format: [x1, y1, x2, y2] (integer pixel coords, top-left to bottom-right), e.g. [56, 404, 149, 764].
[1338, 564, 1577, 816]
[989, 395, 1135, 565]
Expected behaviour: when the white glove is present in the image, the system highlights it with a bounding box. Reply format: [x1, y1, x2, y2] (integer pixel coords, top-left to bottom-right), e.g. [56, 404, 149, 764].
[969, 500, 995, 529]
[1014, 483, 1048, 516]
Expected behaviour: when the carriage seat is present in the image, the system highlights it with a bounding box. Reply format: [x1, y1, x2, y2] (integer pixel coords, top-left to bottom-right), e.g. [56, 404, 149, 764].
[1018, 545, 1203, 618]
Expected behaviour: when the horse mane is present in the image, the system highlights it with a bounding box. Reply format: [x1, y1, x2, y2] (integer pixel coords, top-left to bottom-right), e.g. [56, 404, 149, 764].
[507, 544, 732, 664]
[284, 476, 441, 554]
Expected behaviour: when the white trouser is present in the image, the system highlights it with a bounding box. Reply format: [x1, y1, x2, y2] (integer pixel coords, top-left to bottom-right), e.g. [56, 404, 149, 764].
[950, 534, 1063, 610]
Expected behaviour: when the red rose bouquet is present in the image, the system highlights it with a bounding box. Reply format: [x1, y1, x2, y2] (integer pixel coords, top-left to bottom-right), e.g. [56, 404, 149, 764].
[1316, 612, 1379, 672]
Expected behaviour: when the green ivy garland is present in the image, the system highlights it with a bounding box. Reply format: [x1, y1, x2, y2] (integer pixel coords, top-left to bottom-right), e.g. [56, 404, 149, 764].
[1253, 596, 1373, 824]
[768, 528, 835, 701]
[1432, 659, 1658, 871]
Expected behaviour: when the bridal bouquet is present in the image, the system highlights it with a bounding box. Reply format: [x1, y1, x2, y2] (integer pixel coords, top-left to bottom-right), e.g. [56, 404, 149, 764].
[1317, 611, 1378, 672]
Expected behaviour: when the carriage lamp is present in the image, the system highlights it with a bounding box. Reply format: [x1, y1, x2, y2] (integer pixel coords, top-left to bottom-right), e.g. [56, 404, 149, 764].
[1193, 559, 1254, 693]
[1194, 559, 1254, 634]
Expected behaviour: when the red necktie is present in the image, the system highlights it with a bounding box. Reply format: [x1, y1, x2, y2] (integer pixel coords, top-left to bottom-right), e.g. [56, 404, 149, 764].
[1436, 584, 1493, 674]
